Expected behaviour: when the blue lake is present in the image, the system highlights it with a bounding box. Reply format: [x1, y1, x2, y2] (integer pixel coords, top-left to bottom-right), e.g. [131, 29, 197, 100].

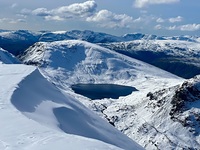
[71, 84, 138, 100]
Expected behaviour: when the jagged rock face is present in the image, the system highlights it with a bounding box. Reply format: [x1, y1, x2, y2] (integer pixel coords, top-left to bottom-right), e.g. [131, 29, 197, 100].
[170, 75, 200, 134]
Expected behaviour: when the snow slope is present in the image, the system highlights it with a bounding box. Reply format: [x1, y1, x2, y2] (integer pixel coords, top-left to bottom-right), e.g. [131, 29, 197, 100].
[0, 64, 143, 150]
[20, 40, 191, 149]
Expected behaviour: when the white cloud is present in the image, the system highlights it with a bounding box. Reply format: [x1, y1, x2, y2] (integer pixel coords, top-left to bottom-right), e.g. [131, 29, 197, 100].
[31, 0, 97, 19]
[134, 0, 180, 8]
[54, 0, 97, 17]
[20, 8, 32, 15]
[169, 16, 183, 23]
[45, 16, 65, 21]
[133, 17, 143, 23]
[86, 10, 134, 28]
[179, 24, 200, 31]
[167, 25, 177, 30]
[167, 24, 200, 31]
[32, 8, 50, 16]
[22, 0, 134, 29]
[156, 18, 165, 23]
[154, 24, 162, 30]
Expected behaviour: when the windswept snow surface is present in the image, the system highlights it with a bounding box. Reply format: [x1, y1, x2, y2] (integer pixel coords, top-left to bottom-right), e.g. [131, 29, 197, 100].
[20, 40, 191, 149]
[0, 64, 143, 150]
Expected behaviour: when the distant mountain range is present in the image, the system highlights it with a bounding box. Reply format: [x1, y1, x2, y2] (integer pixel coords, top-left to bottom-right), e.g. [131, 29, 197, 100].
[1, 29, 200, 78]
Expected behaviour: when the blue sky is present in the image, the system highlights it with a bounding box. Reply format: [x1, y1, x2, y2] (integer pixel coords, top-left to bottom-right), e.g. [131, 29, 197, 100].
[0, 0, 199, 36]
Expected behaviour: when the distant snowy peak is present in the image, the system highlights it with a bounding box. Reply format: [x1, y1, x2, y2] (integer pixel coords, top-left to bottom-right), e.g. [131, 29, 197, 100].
[0, 30, 39, 41]
[39, 30, 122, 43]
[1, 29, 200, 56]
[1, 29, 200, 44]
[39, 32, 72, 42]
[0, 48, 20, 64]
[0, 30, 40, 55]
[40, 30, 200, 43]
[101, 39, 200, 58]
[122, 33, 165, 41]
[164, 35, 200, 42]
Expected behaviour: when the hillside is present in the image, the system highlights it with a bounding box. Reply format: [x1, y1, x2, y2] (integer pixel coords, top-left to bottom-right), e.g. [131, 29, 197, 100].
[20, 40, 200, 149]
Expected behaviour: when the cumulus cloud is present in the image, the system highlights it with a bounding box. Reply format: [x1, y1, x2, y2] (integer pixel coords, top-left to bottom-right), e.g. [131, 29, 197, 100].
[30, 0, 97, 19]
[53, 0, 97, 17]
[134, 0, 180, 8]
[169, 16, 183, 23]
[86, 9, 134, 28]
[167, 24, 200, 31]
[32, 8, 50, 16]
[154, 24, 162, 30]
[20, 0, 135, 29]
[156, 18, 165, 23]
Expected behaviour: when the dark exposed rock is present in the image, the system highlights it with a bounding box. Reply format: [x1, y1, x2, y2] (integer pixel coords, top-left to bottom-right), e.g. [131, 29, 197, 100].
[169, 76, 200, 135]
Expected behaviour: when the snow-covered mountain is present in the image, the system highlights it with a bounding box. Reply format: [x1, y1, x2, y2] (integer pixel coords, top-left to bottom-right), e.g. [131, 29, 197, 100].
[0, 30, 39, 55]
[20, 40, 182, 86]
[0, 47, 20, 64]
[20, 39, 200, 149]
[0, 62, 143, 150]
[100, 40, 200, 78]
[39, 30, 122, 43]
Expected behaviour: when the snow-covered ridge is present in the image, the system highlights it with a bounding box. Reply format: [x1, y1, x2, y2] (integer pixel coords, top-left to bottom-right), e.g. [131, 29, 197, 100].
[0, 64, 143, 150]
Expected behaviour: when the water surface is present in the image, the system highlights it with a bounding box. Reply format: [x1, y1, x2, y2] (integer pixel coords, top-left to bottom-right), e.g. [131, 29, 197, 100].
[71, 84, 137, 100]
